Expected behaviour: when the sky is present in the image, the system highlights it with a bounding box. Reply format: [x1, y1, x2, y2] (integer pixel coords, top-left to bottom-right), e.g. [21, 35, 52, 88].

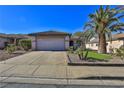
[0, 5, 116, 34]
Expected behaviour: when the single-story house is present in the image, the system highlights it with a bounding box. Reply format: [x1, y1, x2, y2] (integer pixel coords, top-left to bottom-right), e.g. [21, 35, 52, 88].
[0, 33, 31, 49]
[0, 31, 80, 51]
[29, 31, 70, 51]
[0, 34, 8, 49]
[69, 36, 80, 48]
[86, 33, 124, 53]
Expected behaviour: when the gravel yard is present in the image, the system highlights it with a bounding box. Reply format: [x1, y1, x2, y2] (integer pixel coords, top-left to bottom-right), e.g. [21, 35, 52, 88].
[0, 50, 27, 62]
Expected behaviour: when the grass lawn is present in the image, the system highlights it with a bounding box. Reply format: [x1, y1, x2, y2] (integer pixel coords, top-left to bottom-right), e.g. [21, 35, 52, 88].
[83, 51, 112, 61]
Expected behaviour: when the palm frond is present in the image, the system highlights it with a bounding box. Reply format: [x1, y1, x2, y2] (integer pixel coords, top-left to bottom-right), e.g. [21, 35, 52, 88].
[84, 22, 95, 30]
[105, 5, 110, 13]
[117, 14, 124, 19]
[84, 5, 124, 42]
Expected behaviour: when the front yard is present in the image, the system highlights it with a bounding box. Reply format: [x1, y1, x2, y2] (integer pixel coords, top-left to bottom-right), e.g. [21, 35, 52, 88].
[0, 50, 27, 62]
[83, 51, 112, 61]
[67, 50, 124, 65]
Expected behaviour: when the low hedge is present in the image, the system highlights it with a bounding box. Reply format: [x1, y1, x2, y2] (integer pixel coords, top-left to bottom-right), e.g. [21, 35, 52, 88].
[19, 39, 32, 51]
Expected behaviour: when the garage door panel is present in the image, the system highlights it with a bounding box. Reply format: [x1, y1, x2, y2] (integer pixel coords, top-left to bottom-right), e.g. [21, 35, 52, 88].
[37, 38, 65, 51]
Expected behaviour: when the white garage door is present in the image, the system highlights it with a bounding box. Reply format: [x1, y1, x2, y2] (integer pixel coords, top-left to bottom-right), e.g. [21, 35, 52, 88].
[37, 38, 65, 51]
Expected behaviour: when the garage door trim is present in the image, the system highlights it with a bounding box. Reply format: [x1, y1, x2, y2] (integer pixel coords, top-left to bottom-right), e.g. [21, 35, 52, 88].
[36, 37, 65, 51]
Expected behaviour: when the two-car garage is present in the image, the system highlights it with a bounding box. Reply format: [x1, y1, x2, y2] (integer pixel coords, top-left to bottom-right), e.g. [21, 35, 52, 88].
[37, 38, 65, 51]
[30, 31, 70, 51]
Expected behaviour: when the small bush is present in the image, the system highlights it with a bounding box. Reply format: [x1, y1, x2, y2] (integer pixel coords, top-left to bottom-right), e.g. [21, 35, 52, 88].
[120, 45, 124, 49]
[5, 44, 17, 54]
[115, 47, 124, 60]
[67, 46, 74, 54]
[75, 47, 84, 60]
[19, 39, 31, 51]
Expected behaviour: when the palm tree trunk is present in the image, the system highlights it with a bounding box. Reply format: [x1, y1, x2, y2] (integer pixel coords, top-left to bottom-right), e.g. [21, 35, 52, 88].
[98, 33, 107, 54]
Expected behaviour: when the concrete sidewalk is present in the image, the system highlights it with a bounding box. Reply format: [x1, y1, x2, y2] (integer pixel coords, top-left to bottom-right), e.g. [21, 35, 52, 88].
[1, 77, 124, 88]
[1, 64, 124, 79]
[1, 64, 124, 87]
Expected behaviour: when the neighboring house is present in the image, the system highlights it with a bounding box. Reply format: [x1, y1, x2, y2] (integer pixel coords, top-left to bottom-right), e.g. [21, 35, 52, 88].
[86, 33, 124, 53]
[0, 33, 31, 49]
[0, 34, 8, 49]
[29, 31, 70, 51]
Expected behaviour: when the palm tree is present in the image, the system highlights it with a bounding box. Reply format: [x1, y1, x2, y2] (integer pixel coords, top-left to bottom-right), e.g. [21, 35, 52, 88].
[79, 30, 95, 50]
[84, 6, 124, 54]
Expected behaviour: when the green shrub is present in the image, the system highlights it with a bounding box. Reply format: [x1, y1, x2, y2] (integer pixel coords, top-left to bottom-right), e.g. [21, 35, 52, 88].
[5, 44, 17, 54]
[75, 47, 84, 60]
[19, 39, 31, 51]
[115, 47, 124, 60]
[120, 45, 124, 49]
[67, 46, 74, 54]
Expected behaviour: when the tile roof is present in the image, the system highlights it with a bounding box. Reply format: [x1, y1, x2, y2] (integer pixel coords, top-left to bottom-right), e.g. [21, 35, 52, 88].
[0, 33, 31, 39]
[88, 33, 124, 44]
[70, 36, 80, 40]
[29, 31, 70, 36]
[113, 33, 124, 39]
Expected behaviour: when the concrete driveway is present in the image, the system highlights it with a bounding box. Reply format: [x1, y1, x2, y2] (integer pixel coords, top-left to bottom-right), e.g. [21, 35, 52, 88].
[0, 51, 67, 78]
[1, 51, 124, 87]
[0, 51, 67, 65]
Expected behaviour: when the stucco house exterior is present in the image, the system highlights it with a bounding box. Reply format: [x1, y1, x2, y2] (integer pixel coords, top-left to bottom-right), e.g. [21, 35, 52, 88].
[29, 31, 70, 51]
[86, 33, 124, 53]
[69, 36, 80, 47]
[0, 31, 78, 51]
[0, 35, 8, 49]
[0, 33, 30, 49]
[2, 31, 124, 52]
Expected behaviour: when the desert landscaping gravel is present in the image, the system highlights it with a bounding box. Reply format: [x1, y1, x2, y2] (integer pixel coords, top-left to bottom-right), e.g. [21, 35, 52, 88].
[0, 50, 27, 62]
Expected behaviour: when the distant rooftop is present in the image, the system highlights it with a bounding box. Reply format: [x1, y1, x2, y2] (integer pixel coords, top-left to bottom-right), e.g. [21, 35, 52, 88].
[113, 33, 124, 39]
[70, 36, 80, 40]
[0, 33, 31, 39]
[88, 33, 124, 43]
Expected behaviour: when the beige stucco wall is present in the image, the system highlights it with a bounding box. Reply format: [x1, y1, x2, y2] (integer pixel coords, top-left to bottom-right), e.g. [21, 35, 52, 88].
[86, 43, 98, 50]
[32, 40, 36, 50]
[86, 40, 124, 53]
[107, 40, 124, 53]
[109, 40, 124, 48]
[65, 36, 70, 50]
[31, 36, 36, 50]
